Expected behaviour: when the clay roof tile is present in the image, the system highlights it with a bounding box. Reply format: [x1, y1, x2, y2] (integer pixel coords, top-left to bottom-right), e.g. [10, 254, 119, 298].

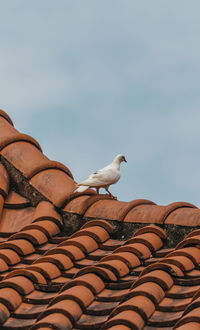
[1, 109, 200, 329]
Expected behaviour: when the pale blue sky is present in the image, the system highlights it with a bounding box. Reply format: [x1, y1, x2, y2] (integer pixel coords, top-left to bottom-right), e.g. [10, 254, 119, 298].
[1, 1, 200, 206]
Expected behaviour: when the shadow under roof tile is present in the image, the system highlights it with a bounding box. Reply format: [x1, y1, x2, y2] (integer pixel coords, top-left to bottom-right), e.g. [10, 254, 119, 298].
[148, 310, 183, 327]
[124, 202, 196, 224]
[31, 312, 73, 330]
[133, 225, 167, 240]
[0, 163, 9, 197]
[182, 293, 200, 314]
[62, 195, 91, 214]
[186, 269, 200, 279]
[77, 265, 118, 282]
[76, 313, 109, 329]
[13, 301, 47, 319]
[5, 269, 47, 284]
[140, 261, 184, 277]
[59, 236, 99, 254]
[167, 284, 200, 299]
[31, 328, 52, 330]
[22, 220, 60, 238]
[115, 242, 151, 259]
[158, 296, 192, 312]
[52, 285, 95, 309]
[28, 262, 61, 281]
[101, 252, 141, 270]
[1, 141, 45, 177]
[126, 233, 163, 252]
[132, 269, 173, 291]
[86, 248, 110, 261]
[2, 140, 73, 180]
[84, 199, 122, 220]
[87, 300, 119, 316]
[24, 290, 56, 304]
[97, 288, 129, 303]
[9, 228, 48, 246]
[62, 273, 105, 295]
[4, 191, 31, 209]
[106, 326, 131, 330]
[0, 249, 21, 265]
[0, 287, 22, 311]
[98, 259, 130, 279]
[0, 207, 35, 235]
[115, 242, 151, 260]
[174, 307, 200, 327]
[176, 235, 200, 249]
[39, 299, 82, 325]
[32, 201, 62, 224]
[0, 258, 9, 273]
[28, 158, 73, 180]
[0, 195, 5, 226]
[30, 169, 77, 208]
[0, 301, 10, 324]
[103, 310, 145, 329]
[0, 275, 34, 295]
[2, 316, 36, 329]
[33, 254, 74, 271]
[63, 194, 110, 215]
[110, 295, 155, 320]
[128, 282, 165, 305]
[100, 239, 123, 251]
[45, 245, 85, 261]
[165, 207, 200, 226]
[175, 322, 200, 330]
[75, 257, 98, 268]
[185, 229, 200, 239]
[161, 255, 195, 272]
[81, 219, 114, 234]
[0, 133, 42, 155]
[0, 239, 35, 255]
[84, 199, 155, 221]
[166, 247, 200, 265]
[71, 226, 110, 243]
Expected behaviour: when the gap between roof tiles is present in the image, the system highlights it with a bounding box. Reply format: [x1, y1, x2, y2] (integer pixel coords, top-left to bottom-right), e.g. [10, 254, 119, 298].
[0, 154, 86, 236]
[0, 156, 45, 207]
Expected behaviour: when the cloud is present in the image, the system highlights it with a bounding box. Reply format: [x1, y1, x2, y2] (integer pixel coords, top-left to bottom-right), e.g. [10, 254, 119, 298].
[1, 1, 200, 205]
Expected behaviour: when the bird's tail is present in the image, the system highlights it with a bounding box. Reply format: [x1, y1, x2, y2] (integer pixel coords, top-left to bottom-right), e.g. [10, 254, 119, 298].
[74, 185, 89, 193]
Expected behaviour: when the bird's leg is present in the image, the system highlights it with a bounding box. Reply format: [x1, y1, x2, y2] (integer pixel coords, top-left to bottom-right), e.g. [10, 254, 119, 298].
[105, 187, 117, 200]
[96, 187, 100, 194]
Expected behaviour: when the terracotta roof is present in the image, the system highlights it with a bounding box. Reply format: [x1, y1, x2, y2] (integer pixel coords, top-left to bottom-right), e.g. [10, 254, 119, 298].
[0, 109, 200, 329]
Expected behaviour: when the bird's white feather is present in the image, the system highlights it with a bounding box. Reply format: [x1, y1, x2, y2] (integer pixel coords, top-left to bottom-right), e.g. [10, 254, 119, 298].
[74, 154, 126, 194]
[75, 185, 89, 193]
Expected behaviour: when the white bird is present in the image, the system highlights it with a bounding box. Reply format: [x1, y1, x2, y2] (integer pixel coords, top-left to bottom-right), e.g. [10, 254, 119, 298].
[75, 154, 127, 199]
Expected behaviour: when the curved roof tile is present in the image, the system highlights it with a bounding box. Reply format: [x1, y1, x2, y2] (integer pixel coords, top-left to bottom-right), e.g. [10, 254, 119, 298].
[0, 109, 200, 329]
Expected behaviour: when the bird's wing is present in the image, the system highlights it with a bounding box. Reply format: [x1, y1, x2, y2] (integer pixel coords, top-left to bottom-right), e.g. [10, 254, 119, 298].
[79, 168, 120, 187]
[95, 163, 113, 173]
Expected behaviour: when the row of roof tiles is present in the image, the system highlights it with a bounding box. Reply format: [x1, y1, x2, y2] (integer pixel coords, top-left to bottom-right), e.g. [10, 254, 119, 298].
[0, 219, 115, 328]
[0, 220, 188, 329]
[1, 109, 200, 227]
[0, 221, 164, 328]
[101, 227, 200, 329]
[0, 200, 62, 277]
[1, 109, 200, 329]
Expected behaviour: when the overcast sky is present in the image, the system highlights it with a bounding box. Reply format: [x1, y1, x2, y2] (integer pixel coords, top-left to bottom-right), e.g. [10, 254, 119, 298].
[1, 1, 200, 206]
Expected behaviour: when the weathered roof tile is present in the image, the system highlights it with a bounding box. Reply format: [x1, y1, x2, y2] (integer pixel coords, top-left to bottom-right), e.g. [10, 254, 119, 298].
[0, 109, 200, 329]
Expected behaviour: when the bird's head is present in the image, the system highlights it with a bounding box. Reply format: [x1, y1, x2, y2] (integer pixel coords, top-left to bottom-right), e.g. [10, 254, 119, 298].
[115, 154, 127, 163]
